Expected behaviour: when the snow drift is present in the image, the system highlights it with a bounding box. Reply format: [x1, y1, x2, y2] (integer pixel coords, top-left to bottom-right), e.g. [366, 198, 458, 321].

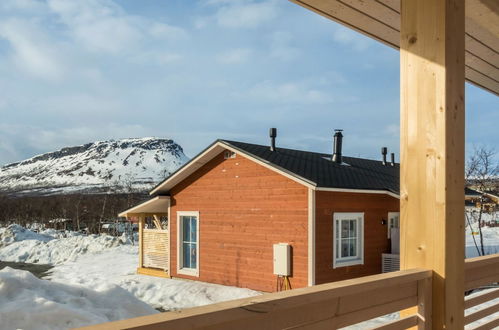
[0, 267, 157, 330]
[0, 230, 125, 265]
[0, 224, 53, 248]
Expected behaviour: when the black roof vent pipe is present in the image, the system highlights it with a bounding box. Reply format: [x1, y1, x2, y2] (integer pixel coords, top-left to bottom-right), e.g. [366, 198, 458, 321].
[269, 128, 277, 152]
[390, 153, 395, 166]
[332, 129, 343, 163]
[381, 147, 388, 165]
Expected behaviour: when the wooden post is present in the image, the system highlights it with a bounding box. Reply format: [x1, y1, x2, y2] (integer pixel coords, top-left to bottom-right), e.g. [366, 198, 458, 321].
[153, 214, 163, 230]
[417, 277, 432, 329]
[400, 0, 465, 328]
[138, 213, 145, 269]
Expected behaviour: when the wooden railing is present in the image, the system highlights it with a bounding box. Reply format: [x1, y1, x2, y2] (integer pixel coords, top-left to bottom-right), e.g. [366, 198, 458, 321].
[78, 269, 432, 330]
[464, 254, 499, 329]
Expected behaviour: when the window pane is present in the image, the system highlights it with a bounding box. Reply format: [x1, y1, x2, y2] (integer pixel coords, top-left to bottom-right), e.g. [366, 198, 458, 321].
[190, 243, 197, 268]
[349, 220, 356, 237]
[182, 217, 190, 241]
[183, 242, 191, 268]
[341, 221, 349, 238]
[190, 217, 197, 242]
[181, 215, 198, 270]
[349, 238, 357, 256]
[341, 239, 350, 257]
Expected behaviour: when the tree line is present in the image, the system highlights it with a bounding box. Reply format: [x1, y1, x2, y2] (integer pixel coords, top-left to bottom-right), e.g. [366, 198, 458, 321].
[0, 192, 148, 234]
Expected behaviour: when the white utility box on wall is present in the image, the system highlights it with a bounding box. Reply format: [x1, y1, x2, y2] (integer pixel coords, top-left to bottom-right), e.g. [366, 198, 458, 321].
[273, 243, 291, 276]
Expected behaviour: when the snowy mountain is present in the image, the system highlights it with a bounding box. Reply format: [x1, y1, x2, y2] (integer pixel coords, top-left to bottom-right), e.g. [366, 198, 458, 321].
[0, 138, 188, 195]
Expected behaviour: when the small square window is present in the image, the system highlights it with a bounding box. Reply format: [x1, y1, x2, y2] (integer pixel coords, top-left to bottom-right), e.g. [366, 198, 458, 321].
[333, 213, 364, 268]
[224, 150, 236, 159]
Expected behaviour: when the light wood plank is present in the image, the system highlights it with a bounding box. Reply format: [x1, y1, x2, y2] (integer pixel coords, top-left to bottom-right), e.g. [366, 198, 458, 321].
[465, 302, 499, 325]
[400, 0, 465, 329]
[376, 0, 400, 13]
[138, 213, 144, 269]
[465, 254, 499, 290]
[466, 51, 499, 82]
[339, 0, 400, 30]
[371, 315, 419, 330]
[137, 267, 170, 278]
[465, 66, 499, 97]
[290, 0, 400, 48]
[417, 277, 432, 329]
[76, 269, 430, 330]
[290, 0, 499, 95]
[465, 288, 499, 309]
[469, 315, 499, 330]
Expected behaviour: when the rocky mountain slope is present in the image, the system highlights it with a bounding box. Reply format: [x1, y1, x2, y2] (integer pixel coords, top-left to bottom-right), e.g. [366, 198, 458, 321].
[0, 138, 188, 195]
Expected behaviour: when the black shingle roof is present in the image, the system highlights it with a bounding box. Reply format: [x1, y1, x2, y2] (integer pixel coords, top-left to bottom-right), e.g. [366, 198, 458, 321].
[221, 140, 399, 194]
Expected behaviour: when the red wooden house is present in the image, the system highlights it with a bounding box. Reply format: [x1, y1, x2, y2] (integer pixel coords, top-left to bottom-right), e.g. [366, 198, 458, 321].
[120, 130, 401, 292]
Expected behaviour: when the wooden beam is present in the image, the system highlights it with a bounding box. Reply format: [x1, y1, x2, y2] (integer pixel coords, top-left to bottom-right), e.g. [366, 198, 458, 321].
[137, 267, 170, 278]
[464, 253, 499, 290]
[400, 0, 465, 329]
[153, 215, 163, 230]
[465, 288, 499, 309]
[289, 0, 499, 96]
[138, 213, 145, 269]
[76, 269, 431, 330]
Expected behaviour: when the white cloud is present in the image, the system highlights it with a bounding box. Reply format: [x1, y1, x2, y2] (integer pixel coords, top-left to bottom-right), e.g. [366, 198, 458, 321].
[211, 0, 278, 29]
[247, 80, 334, 105]
[148, 22, 188, 40]
[268, 31, 300, 61]
[217, 48, 253, 64]
[332, 26, 372, 51]
[130, 51, 182, 66]
[39, 93, 125, 116]
[46, 0, 187, 54]
[0, 19, 66, 81]
[0, 0, 47, 13]
[0, 123, 153, 164]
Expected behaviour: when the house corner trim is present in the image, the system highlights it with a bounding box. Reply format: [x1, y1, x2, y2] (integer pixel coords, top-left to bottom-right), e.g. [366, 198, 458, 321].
[308, 187, 316, 286]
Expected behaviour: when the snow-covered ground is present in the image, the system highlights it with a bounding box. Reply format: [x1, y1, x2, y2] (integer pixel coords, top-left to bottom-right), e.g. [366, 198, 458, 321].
[466, 223, 499, 257]
[0, 267, 156, 330]
[0, 224, 259, 329]
[1, 223, 499, 329]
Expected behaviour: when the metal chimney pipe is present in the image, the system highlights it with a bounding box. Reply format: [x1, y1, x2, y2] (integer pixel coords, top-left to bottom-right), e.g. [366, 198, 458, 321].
[269, 128, 277, 151]
[332, 130, 343, 163]
[390, 153, 395, 166]
[381, 147, 388, 165]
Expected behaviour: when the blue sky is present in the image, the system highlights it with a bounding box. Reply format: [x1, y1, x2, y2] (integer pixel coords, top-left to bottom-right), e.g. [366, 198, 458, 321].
[0, 0, 497, 165]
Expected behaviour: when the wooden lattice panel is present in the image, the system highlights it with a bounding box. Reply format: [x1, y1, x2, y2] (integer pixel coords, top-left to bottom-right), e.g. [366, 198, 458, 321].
[142, 229, 169, 271]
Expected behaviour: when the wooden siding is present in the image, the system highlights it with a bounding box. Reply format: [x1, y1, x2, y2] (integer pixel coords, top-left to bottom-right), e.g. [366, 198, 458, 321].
[170, 151, 309, 292]
[315, 191, 399, 284]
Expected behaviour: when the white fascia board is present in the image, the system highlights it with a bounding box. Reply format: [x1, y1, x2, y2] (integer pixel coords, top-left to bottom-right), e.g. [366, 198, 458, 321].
[151, 141, 317, 195]
[149, 143, 226, 195]
[315, 187, 400, 199]
[118, 196, 170, 217]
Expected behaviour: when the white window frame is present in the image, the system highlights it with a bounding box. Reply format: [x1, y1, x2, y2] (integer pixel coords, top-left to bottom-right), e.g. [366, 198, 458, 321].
[177, 211, 200, 277]
[333, 212, 364, 268]
[387, 212, 400, 239]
